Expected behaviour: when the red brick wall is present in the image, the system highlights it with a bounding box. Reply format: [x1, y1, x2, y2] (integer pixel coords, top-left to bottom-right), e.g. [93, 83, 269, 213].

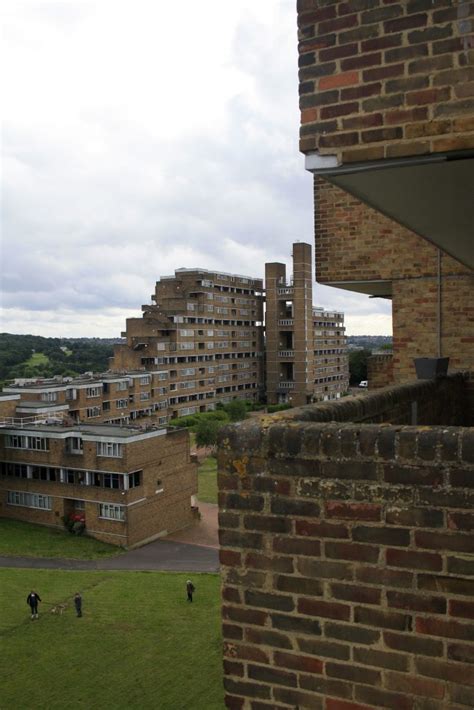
[218, 404, 474, 709]
[314, 178, 474, 383]
[298, 0, 474, 162]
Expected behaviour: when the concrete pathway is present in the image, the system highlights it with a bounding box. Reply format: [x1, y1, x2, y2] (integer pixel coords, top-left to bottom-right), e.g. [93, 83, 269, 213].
[0, 539, 219, 572]
[0, 501, 220, 573]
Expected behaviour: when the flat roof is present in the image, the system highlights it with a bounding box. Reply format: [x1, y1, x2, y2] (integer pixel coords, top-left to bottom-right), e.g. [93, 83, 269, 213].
[1, 423, 167, 440]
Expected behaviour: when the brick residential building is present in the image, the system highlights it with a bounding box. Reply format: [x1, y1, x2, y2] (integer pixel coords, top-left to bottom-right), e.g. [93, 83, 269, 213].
[266, 242, 348, 406]
[0, 421, 197, 547]
[3, 263, 348, 422]
[111, 268, 265, 417]
[219, 3, 474, 708]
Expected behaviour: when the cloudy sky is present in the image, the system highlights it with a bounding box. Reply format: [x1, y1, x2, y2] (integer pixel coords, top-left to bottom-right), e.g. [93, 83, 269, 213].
[2, 0, 392, 338]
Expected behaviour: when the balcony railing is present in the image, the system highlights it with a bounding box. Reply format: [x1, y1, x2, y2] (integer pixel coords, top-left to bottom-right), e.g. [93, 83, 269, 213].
[278, 350, 294, 358]
[278, 319, 294, 327]
[277, 287, 294, 296]
[278, 381, 295, 389]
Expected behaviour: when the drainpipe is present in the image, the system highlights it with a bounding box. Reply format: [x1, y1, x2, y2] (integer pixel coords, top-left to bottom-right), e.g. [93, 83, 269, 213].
[437, 249, 442, 358]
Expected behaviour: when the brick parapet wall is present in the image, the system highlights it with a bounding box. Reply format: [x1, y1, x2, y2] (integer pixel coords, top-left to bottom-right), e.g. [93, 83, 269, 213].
[367, 352, 394, 389]
[218, 402, 474, 708]
[298, 0, 474, 162]
[256, 374, 468, 427]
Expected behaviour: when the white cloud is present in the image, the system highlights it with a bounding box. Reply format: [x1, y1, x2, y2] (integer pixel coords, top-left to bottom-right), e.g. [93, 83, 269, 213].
[1, 0, 392, 337]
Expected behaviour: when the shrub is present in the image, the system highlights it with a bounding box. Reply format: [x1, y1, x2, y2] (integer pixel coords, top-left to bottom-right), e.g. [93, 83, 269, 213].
[267, 403, 293, 413]
[224, 399, 248, 422]
[195, 419, 221, 449]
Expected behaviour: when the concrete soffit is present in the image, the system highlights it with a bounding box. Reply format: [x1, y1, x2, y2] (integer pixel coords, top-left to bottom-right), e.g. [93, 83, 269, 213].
[306, 150, 474, 271]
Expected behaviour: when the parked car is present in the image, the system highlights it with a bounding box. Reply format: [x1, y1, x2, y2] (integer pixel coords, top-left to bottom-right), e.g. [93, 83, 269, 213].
[359, 380, 368, 388]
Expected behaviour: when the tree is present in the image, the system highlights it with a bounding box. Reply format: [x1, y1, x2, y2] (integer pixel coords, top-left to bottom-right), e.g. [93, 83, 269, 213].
[224, 399, 248, 422]
[348, 349, 372, 386]
[195, 419, 221, 449]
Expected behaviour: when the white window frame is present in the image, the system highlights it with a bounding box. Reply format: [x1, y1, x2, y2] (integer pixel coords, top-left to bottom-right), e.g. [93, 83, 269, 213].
[96, 442, 123, 458]
[99, 503, 125, 521]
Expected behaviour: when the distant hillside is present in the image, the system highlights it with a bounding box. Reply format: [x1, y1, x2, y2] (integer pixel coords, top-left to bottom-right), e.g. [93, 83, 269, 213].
[0, 333, 123, 384]
[347, 335, 392, 351]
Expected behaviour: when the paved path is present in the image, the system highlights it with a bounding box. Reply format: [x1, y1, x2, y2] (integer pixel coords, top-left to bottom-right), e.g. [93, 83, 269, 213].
[0, 502, 220, 573]
[0, 539, 219, 572]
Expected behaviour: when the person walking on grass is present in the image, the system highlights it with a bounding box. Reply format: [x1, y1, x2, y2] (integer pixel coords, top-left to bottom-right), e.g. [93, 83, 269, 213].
[74, 592, 83, 618]
[27, 590, 41, 620]
[186, 579, 195, 603]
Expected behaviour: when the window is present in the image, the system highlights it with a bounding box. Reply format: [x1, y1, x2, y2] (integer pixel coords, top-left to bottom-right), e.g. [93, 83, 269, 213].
[178, 329, 194, 337]
[129, 470, 141, 488]
[40, 391, 57, 402]
[178, 342, 194, 350]
[32, 466, 58, 482]
[140, 392, 150, 401]
[116, 399, 128, 409]
[86, 386, 102, 398]
[86, 407, 101, 418]
[139, 375, 151, 386]
[99, 503, 125, 521]
[5, 435, 49, 451]
[7, 491, 52, 510]
[65, 436, 83, 454]
[1, 462, 28, 478]
[97, 442, 123, 458]
[116, 381, 128, 391]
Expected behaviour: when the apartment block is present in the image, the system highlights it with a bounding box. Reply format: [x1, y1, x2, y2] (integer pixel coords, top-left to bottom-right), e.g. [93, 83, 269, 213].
[0, 422, 197, 547]
[111, 268, 265, 417]
[3, 371, 169, 427]
[266, 242, 348, 406]
[2, 262, 348, 423]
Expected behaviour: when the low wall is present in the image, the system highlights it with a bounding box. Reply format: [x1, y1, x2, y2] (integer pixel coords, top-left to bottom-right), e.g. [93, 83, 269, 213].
[367, 353, 393, 390]
[218, 376, 474, 708]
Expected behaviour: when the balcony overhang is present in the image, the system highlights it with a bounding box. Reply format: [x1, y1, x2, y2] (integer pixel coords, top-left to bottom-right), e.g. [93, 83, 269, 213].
[306, 151, 474, 271]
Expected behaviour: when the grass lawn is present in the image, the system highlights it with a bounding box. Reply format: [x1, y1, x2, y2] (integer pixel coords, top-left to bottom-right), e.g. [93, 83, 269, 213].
[198, 456, 217, 504]
[1, 569, 224, 710]
[0, 519, 120, 559]
[25, 352, 50, 367]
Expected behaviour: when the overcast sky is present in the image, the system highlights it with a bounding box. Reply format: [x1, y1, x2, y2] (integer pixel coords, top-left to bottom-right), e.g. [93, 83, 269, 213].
[2, 0, 392, 338]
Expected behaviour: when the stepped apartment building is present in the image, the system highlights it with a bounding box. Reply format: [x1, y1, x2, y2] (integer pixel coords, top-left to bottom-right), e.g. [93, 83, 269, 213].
[3, 256, 348, 423]
[0, 419, 197, 547]
[111, 268, 265, 418]
[266, 242, 348, 406]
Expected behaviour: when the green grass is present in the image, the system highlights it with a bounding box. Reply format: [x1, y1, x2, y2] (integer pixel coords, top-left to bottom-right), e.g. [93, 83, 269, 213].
[25, 352, 50, 367]
[198, 456, 218, 504]
[0, 519, 120, 559]
[0, 569, 224, 709]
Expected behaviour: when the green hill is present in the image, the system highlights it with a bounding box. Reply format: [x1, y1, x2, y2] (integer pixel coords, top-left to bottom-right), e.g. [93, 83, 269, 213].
[0, 333, 122, 384]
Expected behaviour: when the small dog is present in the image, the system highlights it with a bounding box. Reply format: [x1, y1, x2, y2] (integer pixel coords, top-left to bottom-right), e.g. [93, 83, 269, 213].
[50, 604, 67, 615]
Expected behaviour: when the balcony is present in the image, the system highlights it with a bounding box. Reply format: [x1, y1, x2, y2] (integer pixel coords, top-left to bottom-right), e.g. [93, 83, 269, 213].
[278, 319, 294, 327]
[277, 381, 295, 390]
[277, 287, 294, 297]
[278, 350, 294, 359]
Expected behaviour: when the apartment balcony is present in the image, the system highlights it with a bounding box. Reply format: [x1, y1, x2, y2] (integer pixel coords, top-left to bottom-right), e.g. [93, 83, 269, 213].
[278, 350, 295, 359]
[277, 319, 294, 327]
[277, 287, 294, 297]
[277, 381, 295, 390]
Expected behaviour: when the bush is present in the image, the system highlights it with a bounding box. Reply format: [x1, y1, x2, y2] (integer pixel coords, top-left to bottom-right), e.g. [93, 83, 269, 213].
[62, 513, 86, 535]
[267, 403, 293, 413]
[195, 419, 221, 448]
[224, 399, 248, 422]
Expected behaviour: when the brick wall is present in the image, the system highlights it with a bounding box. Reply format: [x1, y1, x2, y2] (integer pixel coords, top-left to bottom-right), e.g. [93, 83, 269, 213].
[314, 178, 474, 383]
[218, 393, 474, 709]
[367, 353, 393, 388]
[298, 0, 474, 162]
